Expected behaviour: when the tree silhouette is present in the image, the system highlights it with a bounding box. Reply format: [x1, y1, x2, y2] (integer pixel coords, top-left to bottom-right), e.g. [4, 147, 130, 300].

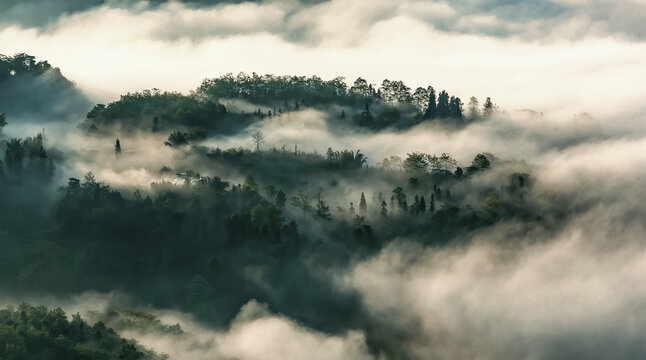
[251, 130, 264, 151]
[0, 112, 7, 134]
[359, 192, 367, 216]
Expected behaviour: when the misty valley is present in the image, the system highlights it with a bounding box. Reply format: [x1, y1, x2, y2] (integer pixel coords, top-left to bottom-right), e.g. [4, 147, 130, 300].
[1, 52, 645, 360]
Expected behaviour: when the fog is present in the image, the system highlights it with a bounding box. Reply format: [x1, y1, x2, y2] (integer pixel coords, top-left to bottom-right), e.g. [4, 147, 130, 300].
[2, 2, 646, 358]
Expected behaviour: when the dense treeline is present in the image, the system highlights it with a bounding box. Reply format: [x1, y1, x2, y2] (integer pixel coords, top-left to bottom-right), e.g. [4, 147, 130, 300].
[0, 303, 165, 360]
[82, 71, 498, 136]
[0, 125, 532, 334]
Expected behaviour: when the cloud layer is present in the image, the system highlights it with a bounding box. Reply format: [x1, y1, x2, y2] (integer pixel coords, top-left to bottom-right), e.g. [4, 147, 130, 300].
[1, 0, 646, 117]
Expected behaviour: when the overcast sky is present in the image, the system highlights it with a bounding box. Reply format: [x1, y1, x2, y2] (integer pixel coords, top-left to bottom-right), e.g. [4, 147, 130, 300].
[1, 0, 645, 117]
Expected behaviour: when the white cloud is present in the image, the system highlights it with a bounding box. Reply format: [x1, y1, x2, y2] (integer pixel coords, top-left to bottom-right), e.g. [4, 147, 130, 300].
[0, 0, 645, 118]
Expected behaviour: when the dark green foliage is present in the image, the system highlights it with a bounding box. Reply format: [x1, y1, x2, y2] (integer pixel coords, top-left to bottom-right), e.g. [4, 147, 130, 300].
[466, 153, 491, 174]
[164, 131, 189, 147]
[315, 198, 332, 221]
[198, 73, 352, 106]
[325, 147, 367, 169]
[0, 303, 164, 360]
[83, 89, 228, 133]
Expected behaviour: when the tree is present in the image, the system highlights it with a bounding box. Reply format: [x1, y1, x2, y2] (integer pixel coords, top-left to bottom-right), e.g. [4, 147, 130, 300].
[0, 112, 7, 134]
[424, 87, 437, 119]
[251, 129, 264, 151]
[412, 195, 420, 215]
[436, 90, 450, 118]
[4, 138, 24, 173]
[291, 190, 311, 217]
[483, 97, 496, 118]
[380, 201, 388, 218]
[471, 153, 491, 170]
[427, 153, 458, 172]
[359, 192, 367, 216]
[419, 196, 426, 214]
[412, 87, 430, 112]
[275, 190, 286, 209]
[403, 152, 429, 174]
[392, 187, 407, 213]
[165, 131, 189, 147]
[449, 96, 463, 119]
[243, 175, 258, 192]
[115, 138, 121, 154]
[467, 97, 480, 121]
[315, 198, 332, 221]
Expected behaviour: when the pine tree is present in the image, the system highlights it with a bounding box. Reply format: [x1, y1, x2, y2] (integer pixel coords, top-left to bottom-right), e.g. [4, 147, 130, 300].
[424, 87, 437, 119]
[359, 192, 367, 216]
[436, 90, 450, 118]
[412, 195, 420, 215]
[483, 97, 496, 118]
[419, 196, 426, 214]
[315, 199, 331, 221]
[115, 138, 122, 154]
[380, 201, 388, 218]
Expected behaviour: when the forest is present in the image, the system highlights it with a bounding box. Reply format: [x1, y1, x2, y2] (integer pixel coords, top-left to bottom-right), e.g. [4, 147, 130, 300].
[0, 51, 642, 360]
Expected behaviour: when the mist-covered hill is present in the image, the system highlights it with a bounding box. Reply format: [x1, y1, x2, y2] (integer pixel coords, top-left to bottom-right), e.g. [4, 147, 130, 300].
[1, 54, 645, 360]
[0, 53, 91, 124]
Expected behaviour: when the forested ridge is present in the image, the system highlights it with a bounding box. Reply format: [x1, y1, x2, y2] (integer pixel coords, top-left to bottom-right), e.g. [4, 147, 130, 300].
[0, 54, 560, 360]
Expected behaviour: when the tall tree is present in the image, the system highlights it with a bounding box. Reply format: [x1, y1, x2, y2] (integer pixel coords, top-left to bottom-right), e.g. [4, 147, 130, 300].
[424, 87, 437, 119]
[392, 187, 407, 213]
[436, 90, 450, 118]
[359, 192, 367, 216]
[419, 196, 426, 214]
[115, 138, 121, 154]
[275, 190, 287, 209]
[251, 129, 264, 151]
[4, 138, 24, 173]
[449, 96, 464, 119]
[467, 96, 480, 121]
[483, 97, 496, 118]
[0, 112, 7, 135]
[315, 198, 332, 221]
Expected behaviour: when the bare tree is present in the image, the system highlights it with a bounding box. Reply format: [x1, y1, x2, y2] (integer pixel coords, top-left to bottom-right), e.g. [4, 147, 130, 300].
[251, 130, 264, 151]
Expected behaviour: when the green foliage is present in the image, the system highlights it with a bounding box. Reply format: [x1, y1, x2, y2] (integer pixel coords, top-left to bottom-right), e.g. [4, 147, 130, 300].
[198, 72, 352, 106]
[0, 303, 165, 360]
[466, 153, 491, 174]
[325, 147, 367, 169]
[83, 89, 227, 133]
[315, 199, 332, 221]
